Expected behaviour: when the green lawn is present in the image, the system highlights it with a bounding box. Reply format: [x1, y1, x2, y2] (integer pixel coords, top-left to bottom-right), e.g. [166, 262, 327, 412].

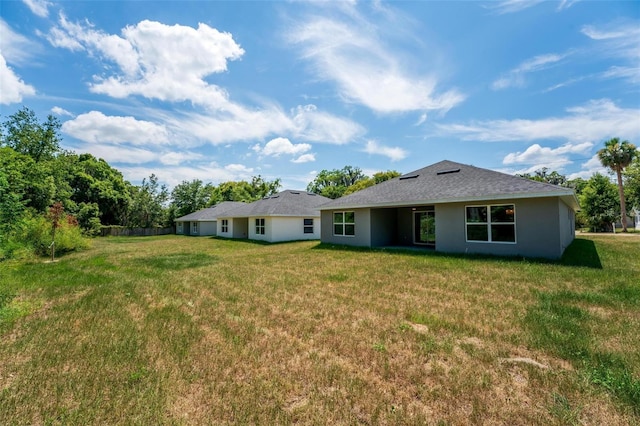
[1, 235, 638, 425]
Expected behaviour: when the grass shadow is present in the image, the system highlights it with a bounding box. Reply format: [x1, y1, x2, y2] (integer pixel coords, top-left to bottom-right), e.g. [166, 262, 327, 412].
[560, 238, 602, 269]
[131, 252, 218, 270]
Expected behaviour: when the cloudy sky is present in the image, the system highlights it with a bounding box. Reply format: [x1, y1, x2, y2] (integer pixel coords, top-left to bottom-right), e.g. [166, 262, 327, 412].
[1, 0, 639, 189]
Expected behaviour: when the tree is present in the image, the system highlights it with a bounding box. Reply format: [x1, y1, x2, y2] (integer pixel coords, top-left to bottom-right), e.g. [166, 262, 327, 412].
[343, 170, 400, 195]
[579, 173, 619, 232]
[171, 179, 215, 218]
[623, 156, 640, 215]
[597, 138, 638, 232]
[1, 107, 61, 162]
[307, 166, 366, 199]
[517, 168, 567, 186]
[210, 176, 281, 204]
[127, 174, 169, 228]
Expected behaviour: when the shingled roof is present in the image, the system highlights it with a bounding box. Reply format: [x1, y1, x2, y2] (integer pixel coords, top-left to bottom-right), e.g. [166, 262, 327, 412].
[174, 201, 245, 222]
[220, 190, 330, 218]
[320, 160, 579, 210]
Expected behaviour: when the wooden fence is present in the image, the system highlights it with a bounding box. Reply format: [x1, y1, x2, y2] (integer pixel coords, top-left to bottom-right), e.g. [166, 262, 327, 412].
[100, 227, 174, 237]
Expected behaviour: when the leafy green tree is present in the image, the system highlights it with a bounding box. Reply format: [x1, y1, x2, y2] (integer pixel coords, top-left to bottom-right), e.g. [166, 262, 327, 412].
[623, 157, 640, 214]
[517, 168, 567, 186]
[1, 107, 61, 162]
[580, 173, 619, 232]
[343, 170, 400, 195]
[127, 174, 169, 228]
[67, 153, 132, 225]
[307, 166, 366, 199]
[210, 176, 281, 203]
[0, 146, 55, 213]
[76, 202, 102, 236]
[597, 138, 638, 232]
[170, 179, 214, 218]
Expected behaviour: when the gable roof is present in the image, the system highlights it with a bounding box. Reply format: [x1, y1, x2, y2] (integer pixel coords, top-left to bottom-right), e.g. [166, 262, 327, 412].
[220, 190, 330, 218]
[174, 201, 245, 222]
[320, 160, 580, 210]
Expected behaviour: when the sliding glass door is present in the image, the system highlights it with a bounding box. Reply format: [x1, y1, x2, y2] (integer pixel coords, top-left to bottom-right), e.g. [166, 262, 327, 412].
[414, 211, 435, 246]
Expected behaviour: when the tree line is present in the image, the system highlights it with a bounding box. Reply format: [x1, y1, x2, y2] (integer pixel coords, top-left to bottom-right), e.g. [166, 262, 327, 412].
[1, 106, 638, 259]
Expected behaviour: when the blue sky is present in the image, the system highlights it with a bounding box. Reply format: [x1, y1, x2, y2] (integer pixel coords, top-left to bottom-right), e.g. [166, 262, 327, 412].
[1, 0, 639, 190]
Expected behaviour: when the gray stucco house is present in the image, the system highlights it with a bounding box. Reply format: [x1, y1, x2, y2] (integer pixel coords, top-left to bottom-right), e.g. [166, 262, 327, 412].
[216, 190, 330, 242]
[175, 201, 245, 236]
[319, 160, 580, 259]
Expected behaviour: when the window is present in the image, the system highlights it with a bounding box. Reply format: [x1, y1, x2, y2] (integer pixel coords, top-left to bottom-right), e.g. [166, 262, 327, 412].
[303, 218, 314, 234]
[255, 218, 265, 235]
[191, 222, 198, 234]
[466, 204, 515, 243]
[221, 219, 228, 233]
[177, 222, 183, 233]
[333, 211, 355, 236]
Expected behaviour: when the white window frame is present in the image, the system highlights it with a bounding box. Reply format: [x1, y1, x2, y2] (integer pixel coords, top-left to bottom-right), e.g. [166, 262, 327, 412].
[303, 218, 314, 234]
[191, 222, 199, 234]
[465, 204, 516, 244]
[221, 219, 228, 233]
[255, 218, 265, 235]
[333, 211, 355, 237]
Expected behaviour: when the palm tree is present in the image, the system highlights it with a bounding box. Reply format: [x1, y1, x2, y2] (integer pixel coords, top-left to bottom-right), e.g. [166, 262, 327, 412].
[597, 138, 638, 232]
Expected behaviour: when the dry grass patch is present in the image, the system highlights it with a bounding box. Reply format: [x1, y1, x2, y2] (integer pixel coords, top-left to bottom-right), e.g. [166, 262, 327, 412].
[0, 235, 638, 424]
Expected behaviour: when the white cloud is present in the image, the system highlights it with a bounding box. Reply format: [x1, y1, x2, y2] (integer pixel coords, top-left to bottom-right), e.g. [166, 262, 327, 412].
[486, 0, 545, 14]
[75, 143, 159, 164]
[51, 106, 74, 117]
[364, 140, 408, 161]
[288, 15, 464, 114]
[47, 17, 244, 106]
[61, 111, 170, 145]
[292, 104, 365, 145]
[118, 163, 255, 189]
[257, 137, 312, 157]
[291, 153, 316, 163]
[438, 99, 640, 143]
[503, 142, 593, 171]
[581, 21, 640, 84]
[415, 113, 428, 126]
[0, 53, 36, 104]
[0, 19, 41, 65]
[22, 0, 52, 17]
[492, 53, 566, 90]
[568, 155, 607, 180]
[159, 151, 203, 166]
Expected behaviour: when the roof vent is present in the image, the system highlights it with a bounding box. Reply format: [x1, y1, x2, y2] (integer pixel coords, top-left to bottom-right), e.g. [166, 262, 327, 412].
[290, 191, 300, 195]
[436, 168, 460, 175]
[399, 174, 419, 180]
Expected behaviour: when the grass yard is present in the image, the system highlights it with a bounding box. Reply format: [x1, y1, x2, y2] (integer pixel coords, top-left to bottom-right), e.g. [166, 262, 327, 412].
[1, 234, 639, 425]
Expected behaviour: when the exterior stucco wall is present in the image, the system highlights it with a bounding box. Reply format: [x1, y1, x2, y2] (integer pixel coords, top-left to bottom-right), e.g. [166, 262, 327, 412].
[558, 199, 575, 254]
[199, 221, 217, 236]
[370, 208, 396, 246]
[320, 208, 371, 247]
[232, 218, 248, 238]
[248, 216, 321, 242]
[436, 197, 564, 259]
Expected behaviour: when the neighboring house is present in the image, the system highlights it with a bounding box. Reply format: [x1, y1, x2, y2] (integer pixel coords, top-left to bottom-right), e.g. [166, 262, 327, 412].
[175, 201, 245, 236]
[216, 190, 330, 242]
[319, 160, 580, 259]
[633, 208, 640, 231]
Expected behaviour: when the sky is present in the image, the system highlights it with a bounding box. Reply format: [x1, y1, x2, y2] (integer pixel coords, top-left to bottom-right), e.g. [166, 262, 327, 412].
[1, 0, 639, 191]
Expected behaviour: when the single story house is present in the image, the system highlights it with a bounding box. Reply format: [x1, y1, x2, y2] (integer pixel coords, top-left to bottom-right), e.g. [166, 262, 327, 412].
[174, 201, 245, 236]
[216, 190, 330, 242]
[319, 160, 580, 259]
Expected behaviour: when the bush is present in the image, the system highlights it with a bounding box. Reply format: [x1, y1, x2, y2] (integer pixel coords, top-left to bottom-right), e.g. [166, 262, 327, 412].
[1, 211, 89, 259]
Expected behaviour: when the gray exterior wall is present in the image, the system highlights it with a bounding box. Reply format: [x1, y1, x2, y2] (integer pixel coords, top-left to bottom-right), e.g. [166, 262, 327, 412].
[320, 208, 372, 247]
[558, 199, 575, 253]
[321, 196, 571, 259]
[435, 197, 564, 259]
[199, 221, 217, 236]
